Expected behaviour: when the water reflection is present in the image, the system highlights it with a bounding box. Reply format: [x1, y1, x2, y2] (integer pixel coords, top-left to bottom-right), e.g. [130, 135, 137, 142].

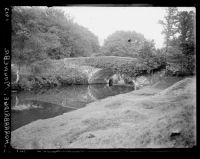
[11, 84, 134, 131]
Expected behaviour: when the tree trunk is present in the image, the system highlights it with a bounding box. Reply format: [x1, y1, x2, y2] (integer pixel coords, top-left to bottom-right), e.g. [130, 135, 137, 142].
[16, 70, 19, 83]
[16, 64, 21, 83]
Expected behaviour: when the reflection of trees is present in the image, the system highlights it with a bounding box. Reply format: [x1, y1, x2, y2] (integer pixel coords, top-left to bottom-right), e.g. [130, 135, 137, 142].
[88, 84, 134, 99]
[88, 84, 113, 99]
[11, 84, 135, 111]
[12, 85, 96, 109]
[11, 84, 135, 130]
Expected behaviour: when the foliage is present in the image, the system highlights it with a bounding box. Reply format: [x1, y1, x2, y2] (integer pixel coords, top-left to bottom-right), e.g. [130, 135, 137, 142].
[137, 40, 164, 73]
[99, 31, 146, 58]
[159, 7, 179, 51]
[30, 59, 53, 75]
[159, 8, 195, 75]
[12, 6, 100, 68]
[98, 31, 166, 74]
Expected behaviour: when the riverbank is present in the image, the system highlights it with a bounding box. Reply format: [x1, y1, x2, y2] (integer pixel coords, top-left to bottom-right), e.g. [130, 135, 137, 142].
[11, 76, 196, 149]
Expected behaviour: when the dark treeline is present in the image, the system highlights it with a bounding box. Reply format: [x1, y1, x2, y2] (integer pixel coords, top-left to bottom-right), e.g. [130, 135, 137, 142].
[12, 6, 100, 68]
[12, 7, 195, 76]
[158, 7, 195, 75]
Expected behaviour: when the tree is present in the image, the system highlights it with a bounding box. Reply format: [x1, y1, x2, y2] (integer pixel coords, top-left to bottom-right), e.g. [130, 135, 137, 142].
[159, 8, 195, 75]
[12, 6, 100, 68]
[100, 31, 146, 57]
[137, 40, 165, 73]
[69, 23, 100, 57]
[177, 11, 195, 74]
[98, 30, 165, 72]
[159, 7, 179, 54]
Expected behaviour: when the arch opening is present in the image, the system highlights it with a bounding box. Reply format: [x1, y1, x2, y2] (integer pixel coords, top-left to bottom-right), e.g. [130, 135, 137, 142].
[108, 78, 113, 86]
[88, 68, 138, 90]
[88, 68, 115, 84]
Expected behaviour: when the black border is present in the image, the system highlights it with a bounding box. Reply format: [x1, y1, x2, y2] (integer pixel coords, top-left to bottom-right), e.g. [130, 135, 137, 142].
[1, 0, 198, 154]
[2, 0, 198, 6]
[2, 5, 12, 154]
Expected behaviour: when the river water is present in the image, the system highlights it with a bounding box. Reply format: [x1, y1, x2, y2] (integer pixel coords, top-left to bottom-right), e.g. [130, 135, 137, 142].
[11, 84, 135, 131]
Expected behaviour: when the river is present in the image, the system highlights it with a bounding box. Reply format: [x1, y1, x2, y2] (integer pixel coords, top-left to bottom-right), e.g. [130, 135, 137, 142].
[11, 84, 135, 131]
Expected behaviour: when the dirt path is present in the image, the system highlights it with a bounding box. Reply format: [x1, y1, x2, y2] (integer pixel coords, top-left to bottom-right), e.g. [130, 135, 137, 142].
[11, 77, 196, 149]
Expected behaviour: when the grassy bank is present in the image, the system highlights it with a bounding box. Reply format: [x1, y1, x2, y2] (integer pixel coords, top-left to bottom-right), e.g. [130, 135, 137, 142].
[11, 76, 196, 148]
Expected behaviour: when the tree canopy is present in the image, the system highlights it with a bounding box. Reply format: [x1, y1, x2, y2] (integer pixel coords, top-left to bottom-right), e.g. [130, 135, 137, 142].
[12, 6, 100, 67]
[12, 6, 195, 76]
[159, 8, 195, 75]
[96, 30, 166, 72]
[99, 31, 146, 57]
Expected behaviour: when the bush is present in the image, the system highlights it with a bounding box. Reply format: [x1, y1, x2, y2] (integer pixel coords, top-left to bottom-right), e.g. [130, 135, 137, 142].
[30, 59, 53, 75]
[166, 46, 195, 76]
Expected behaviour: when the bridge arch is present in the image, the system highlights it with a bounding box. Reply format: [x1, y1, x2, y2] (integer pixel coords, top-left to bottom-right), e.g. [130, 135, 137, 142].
[88, 68, 116, 84]
[88, 68, 137, 89]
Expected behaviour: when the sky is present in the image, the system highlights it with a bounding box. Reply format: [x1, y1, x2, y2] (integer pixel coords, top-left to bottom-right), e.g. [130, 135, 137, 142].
[57, 7, 195, 48]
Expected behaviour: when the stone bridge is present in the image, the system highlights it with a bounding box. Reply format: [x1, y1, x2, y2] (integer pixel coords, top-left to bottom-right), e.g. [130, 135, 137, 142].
[84, 66, 165, 89]
[63, 64, 117, 84]
[11, 63, 137, 88]
[83, 66, 137, 88]
[88, 68, 116, 84]
[12, 62, 164, 89]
